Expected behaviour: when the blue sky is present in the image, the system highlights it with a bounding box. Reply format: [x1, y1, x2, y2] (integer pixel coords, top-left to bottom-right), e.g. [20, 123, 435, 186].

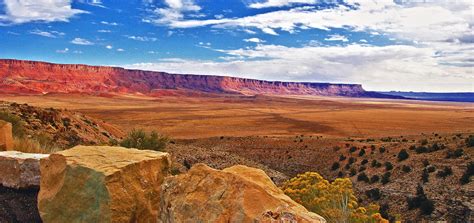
[0, 0, 473, 92]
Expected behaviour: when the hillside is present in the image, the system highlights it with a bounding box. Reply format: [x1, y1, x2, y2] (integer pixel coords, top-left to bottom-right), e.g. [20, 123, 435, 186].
[0, 59, 397, 98]
[0, 101, 124, 150]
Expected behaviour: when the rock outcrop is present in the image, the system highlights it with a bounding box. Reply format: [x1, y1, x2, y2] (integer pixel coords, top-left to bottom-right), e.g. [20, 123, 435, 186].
[159, 164, 325, 223]
[38, 146, 171, 223]
[0, 59, 394, 98]
[0, 151, 48, 189]
[0, 120, 13, 151]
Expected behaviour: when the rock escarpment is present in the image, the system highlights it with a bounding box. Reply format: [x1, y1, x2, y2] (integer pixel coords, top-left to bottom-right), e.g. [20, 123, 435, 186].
[159, 164, 325, 222]
[38, 146, 171, 223]
[0, 59, 384, 98]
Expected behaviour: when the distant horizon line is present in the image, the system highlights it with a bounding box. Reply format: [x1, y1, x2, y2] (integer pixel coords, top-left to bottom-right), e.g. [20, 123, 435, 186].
[1, 58, 473, 94]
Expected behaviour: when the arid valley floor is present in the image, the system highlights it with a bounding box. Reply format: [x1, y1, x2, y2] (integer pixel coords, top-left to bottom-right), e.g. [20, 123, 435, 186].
[1, 93, 473, 221]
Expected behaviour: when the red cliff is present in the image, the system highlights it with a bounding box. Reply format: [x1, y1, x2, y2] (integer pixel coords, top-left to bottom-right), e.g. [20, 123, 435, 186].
[0, 59, 382, 97]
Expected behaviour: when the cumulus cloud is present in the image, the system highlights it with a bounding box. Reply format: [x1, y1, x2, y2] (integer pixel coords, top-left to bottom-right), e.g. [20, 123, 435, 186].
[71, 38, 94, 45]
[105, 45, 113, 49]
[100, 21, 118, 26]
[151, 0, 201, 25]
[56, 48, 69, 53]
[244, 38, 266, 43]
[0, 0, 86, 25]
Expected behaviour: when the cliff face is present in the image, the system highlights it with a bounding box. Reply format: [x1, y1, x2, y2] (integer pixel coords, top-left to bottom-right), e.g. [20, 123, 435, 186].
[0, 59, 374, 97]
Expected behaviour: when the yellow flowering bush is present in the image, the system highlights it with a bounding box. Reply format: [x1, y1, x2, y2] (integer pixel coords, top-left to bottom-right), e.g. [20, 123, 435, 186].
[282, 172, 387, 223]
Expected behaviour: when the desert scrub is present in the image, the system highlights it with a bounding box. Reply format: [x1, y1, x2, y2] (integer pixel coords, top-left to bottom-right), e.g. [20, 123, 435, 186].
[0, 111, 26, 137]
[120, 129, 169, 151]
[281, 172, 388, 223]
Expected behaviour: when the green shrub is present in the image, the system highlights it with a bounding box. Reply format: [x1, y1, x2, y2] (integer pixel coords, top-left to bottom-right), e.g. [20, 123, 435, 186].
[370, 175, 380, 184]
[357, 172, 369, 183]
[436, 166, 453, 178]
[331, 162, 340, 171]
[446, 149, 464, 159]
[402, 165, 412, 173]
[358, 149, 366, 157]
[421, 169, 429, 183]
[407, 185, 434, 215]
[397, 149, 409, 161]
[381, 172, 391, 184]
[384, 162, 393, 171]
[466, 135, 474, 147]
[120, 129, 168, 151]
[460, 162, 474, 184]
[365, 188, 381, 200]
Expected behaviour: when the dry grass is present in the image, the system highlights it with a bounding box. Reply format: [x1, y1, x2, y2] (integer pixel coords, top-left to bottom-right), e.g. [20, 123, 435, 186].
[12, 137, 61, 154]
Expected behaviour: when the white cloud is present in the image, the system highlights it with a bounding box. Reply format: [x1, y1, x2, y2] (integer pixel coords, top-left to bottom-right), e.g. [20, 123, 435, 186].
[30, 29, 65, 38]
[359, 39, 367, 43]
[71, 38, 94, 45]
[106, 45, 113, 49]
[100, 21, 118, 26]
[148, 0, 201, 25]
[98, 29, 111, 33]
[324, 34, 349, 42]
[117, 48, 125, 52]
[125, 35, 158, 42]
[0, 0, 85, 24]
[244, 38, 266, 43]
[125, 43, 473, 92]
[56, 48, 69, 53]
[248, 0, 318, 9]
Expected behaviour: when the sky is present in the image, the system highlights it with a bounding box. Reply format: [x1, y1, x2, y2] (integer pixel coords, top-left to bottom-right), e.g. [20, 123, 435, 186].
[0, 0, 473, 92]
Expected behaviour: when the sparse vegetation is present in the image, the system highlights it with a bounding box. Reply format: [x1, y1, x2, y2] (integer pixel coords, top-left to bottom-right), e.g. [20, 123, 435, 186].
[466, 135, 474, 147]
[331, 162, 340, 171]
[436, 166, 453, 178]
[282, 172, 387, 222]
[446, 148, 464, 159]
[397, 149, 409, 161]
[384, 162, 393, 171]
[358, 148, 366, 157]
[407, 185, 434, 215]
[357, 172, 369, 183]
[120, 129, 168, 151]
[402, 165, 412, 173]
[460, 162, 474, 184]
[370, 175, 380, 184]
[381, 172, 391, 184]
[366, 188, 381, 201]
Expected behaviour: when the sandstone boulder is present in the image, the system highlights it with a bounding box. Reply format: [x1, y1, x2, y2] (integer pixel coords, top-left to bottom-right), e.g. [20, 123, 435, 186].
[0, 121, 13, 151]
[38, 146, 171, 223]
[159, 164, 326, 223]
[0, 151, 48, 189]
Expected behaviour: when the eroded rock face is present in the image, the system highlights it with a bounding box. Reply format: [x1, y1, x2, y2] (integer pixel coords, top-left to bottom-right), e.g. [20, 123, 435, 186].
[0, 151, 48, 189]
[0, 59, 381, 98]
[38, 146, 171, 223]
[159, 164, 326, 223]
[0, 121, 13, 151]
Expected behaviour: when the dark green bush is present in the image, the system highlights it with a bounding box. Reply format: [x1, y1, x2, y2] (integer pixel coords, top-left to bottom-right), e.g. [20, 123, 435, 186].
[339, 154, 346, 161]
[357, 172, 369, 182]
[358, 149, 366, 157]
[349, 146, 357, 153]
[370, 175, 380, 184]
[397, 149, 409, 161]
[379, 147, 386, 153]
[402, 165, 412, 173]
[466, 135, 474, 147]
[365, 188, 381, 200]
[421, 169, 429, 183]
[331, 162, 340, 171]
[381, 172, 391, 184]
[385, 162, 393, 171]
[120, 129, 168, 151]
[407, 185, 434, 215]
[460, 162, 474, 184]
[436, 166, 453, 178]
[361, 159, 368, 165]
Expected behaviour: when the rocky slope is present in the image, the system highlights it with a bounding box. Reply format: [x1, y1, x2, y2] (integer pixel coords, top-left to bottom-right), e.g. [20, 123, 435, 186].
[0, 59, 394, 98]
[0, 101, 124, 150]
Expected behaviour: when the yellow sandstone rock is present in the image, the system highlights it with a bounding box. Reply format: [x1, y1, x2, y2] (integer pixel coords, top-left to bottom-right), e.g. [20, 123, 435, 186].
[159, 164, 326, 223]
[38, 146, 171, 223]
[0, 120, 13, 151]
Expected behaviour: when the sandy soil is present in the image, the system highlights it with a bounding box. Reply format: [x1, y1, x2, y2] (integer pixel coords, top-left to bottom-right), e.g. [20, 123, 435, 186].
[1, 93, 472, 139]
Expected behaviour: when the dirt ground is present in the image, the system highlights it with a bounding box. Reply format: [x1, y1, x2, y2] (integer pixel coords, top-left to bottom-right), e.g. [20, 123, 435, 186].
[1, 93, 472, 139]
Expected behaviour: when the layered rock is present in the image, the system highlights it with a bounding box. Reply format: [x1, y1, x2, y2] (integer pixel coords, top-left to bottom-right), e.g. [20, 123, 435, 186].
[159, 164, 325, 222]
[0, 120, 13, 151]
[0, 151, 48, 189]
[38, 146, 171, 223]
[0, 59, 388, 98]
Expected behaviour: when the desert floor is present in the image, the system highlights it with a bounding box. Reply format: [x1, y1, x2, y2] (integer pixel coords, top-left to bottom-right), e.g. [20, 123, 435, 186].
[1, 93, 473, 139]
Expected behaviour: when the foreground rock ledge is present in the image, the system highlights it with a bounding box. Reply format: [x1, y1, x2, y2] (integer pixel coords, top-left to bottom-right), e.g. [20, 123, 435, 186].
[38, 146, 171, 223]
[0, 151, 49, 189]
[159, 164, 326, 223]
